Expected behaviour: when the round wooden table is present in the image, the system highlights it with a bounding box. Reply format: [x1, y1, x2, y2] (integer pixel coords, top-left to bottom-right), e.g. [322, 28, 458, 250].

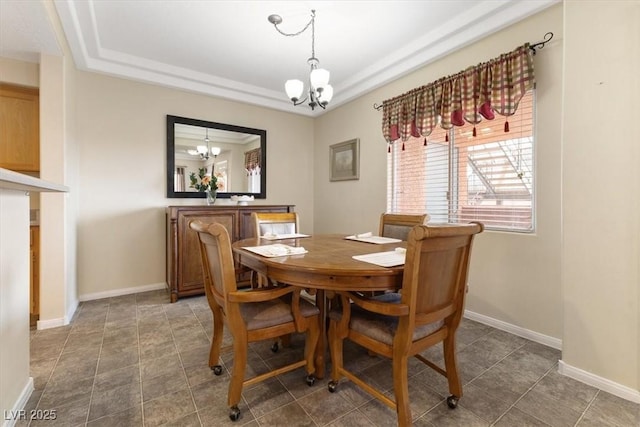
[232, 234, 406, 378]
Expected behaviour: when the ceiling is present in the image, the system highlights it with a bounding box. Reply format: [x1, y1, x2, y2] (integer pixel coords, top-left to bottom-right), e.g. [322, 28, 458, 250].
[1, 0, 557, 117]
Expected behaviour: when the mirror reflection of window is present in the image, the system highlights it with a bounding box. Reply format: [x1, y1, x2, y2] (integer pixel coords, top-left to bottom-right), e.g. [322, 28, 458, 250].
[175, 166, 186, 192]
[245, 148, 261, 193]
[215, 161, 228, 191]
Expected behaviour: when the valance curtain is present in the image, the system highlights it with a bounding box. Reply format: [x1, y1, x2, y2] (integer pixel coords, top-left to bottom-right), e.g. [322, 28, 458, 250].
[245, 148, 262, 193]
[244, 148, 261, 171]
[381, 43, 535, 143]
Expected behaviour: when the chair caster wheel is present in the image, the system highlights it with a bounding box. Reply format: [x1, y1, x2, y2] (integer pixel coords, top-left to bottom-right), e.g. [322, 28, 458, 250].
[446, 395, 459, 409]
[328, 381, 337, 393]
[305, 375, 316, 386]
[229, 405, 240, 421]
[211, 365, 222, 375]
[271, 342, 279, 353]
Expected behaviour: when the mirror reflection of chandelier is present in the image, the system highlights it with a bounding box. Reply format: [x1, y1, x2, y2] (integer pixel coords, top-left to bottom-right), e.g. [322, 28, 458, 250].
[268, 9, 333, 110]
[187, 128, 221, 159]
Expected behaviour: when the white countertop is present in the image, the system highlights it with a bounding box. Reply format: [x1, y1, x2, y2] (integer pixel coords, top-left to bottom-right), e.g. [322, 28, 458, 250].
[0, 168, 69, 193]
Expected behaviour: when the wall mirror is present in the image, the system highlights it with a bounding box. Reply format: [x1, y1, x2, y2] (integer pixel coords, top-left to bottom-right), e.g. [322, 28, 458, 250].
[166, 115, 266, 199]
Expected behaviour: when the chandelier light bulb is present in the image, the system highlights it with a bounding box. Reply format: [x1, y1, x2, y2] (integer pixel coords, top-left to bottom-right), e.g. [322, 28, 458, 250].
[197, 145, 208, 154]
[310, 68, 330, 90]
[320, 84, 334, 104]
[285, 79, 304, 101]
[211, 147, 221, 157]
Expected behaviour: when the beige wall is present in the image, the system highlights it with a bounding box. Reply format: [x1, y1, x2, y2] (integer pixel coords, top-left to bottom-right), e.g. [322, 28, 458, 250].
[315, 5, 564, 341]
[74, 72, 314, 297]
[562, 0, 639, 391]
[39, 54, 70, 326]
[0, 57, 39, 86]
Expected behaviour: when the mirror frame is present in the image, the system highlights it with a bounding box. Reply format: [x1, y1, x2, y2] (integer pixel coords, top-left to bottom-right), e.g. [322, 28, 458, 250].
[166, 115, 267, 199]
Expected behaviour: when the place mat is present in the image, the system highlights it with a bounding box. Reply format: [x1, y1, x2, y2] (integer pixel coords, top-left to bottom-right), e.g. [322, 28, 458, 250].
[242, 244, 308, 258]
[352, 248, 406, 267]
[260, 233, 310, 240]
[345, 232, 402, 244]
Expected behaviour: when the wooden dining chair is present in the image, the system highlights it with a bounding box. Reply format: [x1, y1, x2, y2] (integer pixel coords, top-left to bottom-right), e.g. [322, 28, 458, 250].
[252, 211, 300, 237]
[249, 212, 300, 289]
[190, 220, 320, 422]
[363, 212, 430, 298]
[251, 212, 303, 351]
[379, 212, 429, 240]
[328, 222, 484, 426]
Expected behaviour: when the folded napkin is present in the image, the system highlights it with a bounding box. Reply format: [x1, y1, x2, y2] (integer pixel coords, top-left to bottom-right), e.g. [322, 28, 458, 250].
[263, 232, 278, 239]
[346, 232, 372, 239]
[266, 244, 306, 256]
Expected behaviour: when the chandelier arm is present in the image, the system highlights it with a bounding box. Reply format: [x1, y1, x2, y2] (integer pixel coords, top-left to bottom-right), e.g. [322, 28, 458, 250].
[292, 96, 308, 107]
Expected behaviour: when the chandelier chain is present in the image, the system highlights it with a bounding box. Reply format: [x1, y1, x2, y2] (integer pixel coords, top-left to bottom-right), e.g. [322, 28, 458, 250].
[272, 10, 315, 39]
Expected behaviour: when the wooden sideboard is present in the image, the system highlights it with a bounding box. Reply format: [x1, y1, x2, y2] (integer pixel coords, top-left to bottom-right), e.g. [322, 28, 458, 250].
[166, 204, 294, 302]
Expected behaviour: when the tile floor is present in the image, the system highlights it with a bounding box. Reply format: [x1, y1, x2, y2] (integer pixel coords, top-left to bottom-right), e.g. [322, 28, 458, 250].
[20, 289, 639, 426]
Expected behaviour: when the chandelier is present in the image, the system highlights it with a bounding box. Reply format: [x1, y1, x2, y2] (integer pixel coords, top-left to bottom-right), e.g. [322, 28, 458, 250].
[188, 128, 221, 160]
[268, 9, 333, 110]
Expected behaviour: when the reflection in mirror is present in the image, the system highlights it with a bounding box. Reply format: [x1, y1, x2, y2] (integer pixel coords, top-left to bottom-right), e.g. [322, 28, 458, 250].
[166, 115, 266, 199]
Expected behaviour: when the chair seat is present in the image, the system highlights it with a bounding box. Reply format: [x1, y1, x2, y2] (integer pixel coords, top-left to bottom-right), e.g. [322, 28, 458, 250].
[329, 293, 443, 345]
[241, 297, 319, 331]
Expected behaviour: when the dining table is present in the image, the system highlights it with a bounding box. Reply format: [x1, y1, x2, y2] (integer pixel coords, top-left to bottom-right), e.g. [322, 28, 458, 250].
[232, 233, 407, 378]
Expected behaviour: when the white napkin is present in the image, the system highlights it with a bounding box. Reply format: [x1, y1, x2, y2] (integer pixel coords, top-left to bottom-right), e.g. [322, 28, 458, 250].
[263, 232, 278, 239]
[346, 231, 373, 239]
[395, 247, 407, 254]
[266, 245, 306, 256]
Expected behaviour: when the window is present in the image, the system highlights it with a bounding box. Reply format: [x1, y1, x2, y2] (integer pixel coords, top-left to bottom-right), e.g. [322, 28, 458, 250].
[174, 166, 186, 192]
[387, 91, 535, 232]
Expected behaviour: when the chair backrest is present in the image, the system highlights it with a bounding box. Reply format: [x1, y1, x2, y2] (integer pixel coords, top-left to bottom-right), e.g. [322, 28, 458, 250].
[379, 213, 429, 241]
[399, 222, 483, 341]
[189, 220, 238, 308]
[252, 212, 299, 237]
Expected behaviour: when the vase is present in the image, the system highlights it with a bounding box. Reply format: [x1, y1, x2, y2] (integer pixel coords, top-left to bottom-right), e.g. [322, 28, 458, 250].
[206, 189, 217, 205]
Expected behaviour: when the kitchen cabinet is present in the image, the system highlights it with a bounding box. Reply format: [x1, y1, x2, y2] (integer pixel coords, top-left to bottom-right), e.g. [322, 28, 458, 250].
[0, 84, 39, 172]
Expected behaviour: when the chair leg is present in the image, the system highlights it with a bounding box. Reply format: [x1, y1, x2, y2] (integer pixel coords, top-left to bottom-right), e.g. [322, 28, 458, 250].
[392, 355, 411, 426]
[443, 335, 462, 399]
[209, 307, 224, 373]
[227, 338, 248, 409]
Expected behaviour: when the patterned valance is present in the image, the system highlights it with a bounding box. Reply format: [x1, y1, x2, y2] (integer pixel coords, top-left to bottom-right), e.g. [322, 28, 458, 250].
[244, 148, 261, 172]
[382, 43, 535, 143]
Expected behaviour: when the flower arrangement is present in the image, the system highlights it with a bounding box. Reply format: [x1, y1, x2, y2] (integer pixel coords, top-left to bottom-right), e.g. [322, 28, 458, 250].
[189, 167, 218, 193]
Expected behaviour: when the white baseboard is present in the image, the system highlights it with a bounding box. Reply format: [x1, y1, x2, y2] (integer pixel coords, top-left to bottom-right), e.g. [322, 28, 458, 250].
[37, 300, 78, 331]
[78, 282, 167, 302]
[66, 298, 78, 325]
[559, 360, 640, 404]
[464, 310, 562, 350]
[463, 310, 640, 405]
[36, 317, 67, 330]
[2, 377, 34, 427]
[37, 283, 167, 330]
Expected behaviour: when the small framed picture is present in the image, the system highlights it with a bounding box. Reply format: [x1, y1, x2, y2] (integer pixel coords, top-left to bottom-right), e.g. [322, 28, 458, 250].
[330, 138, 359, 181]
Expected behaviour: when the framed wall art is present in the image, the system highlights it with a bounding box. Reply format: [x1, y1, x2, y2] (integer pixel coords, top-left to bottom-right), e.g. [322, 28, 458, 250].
[330, 138, 359, 181]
